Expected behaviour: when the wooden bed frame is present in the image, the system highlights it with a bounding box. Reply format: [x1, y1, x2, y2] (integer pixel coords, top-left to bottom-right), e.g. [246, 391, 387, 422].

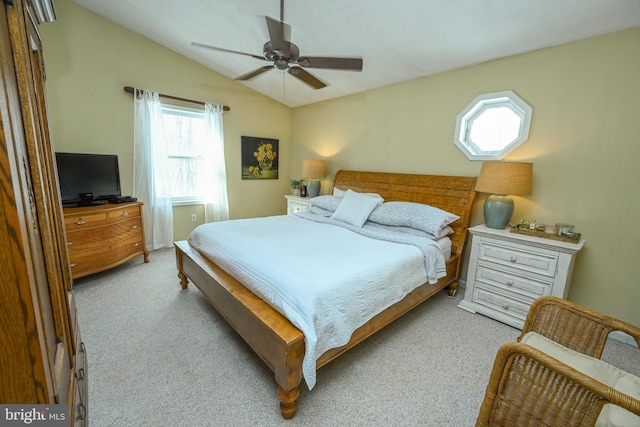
[174, 170, 477, 418]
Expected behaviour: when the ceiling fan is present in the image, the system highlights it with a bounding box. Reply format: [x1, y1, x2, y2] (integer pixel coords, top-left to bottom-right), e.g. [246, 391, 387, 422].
[191, 0, 363, 90]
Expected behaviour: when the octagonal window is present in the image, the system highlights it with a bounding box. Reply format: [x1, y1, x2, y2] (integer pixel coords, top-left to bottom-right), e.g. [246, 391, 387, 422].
[454, 90, 532, 160]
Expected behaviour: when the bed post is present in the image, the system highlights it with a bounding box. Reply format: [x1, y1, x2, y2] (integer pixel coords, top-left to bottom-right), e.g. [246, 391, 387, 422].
[277, 385, 300, 419]
[274, 334, 305, 418]
[175, 244, 189, 289]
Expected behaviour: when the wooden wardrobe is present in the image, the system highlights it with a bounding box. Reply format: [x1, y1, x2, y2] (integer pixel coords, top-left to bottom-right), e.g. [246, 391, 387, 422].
[0, 0, 88, 425]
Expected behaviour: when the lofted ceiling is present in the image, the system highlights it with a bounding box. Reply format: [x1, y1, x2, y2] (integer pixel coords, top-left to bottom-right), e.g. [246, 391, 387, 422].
[68, 0, 640, 108]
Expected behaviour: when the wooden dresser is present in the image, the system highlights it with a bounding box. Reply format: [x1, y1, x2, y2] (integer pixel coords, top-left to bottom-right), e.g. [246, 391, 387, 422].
[1, 0, 88, 424]
[64, 202, 149, 279]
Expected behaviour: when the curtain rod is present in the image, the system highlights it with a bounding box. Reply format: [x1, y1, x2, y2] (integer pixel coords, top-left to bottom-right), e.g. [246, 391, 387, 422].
[123, 86, 230, 111]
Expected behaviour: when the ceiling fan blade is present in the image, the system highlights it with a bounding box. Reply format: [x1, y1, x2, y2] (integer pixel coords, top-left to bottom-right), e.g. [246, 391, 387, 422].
[236, 66, 274, 81]
[288, 67, 326, 89]
[191, 42, 266, 61]
[297, 56, 363, 71]
[265, 16, 291, 55]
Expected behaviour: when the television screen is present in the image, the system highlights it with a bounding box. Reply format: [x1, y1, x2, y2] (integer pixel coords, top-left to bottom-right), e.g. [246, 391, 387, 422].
[55, 152, 121, 206]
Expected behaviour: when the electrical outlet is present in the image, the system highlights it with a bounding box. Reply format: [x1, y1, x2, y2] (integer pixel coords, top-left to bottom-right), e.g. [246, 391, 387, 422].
[191, 213, 197, 222]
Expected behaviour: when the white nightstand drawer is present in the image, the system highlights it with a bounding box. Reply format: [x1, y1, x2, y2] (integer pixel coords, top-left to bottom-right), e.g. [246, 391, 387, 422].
[476, 264, 550, 297]
[478, 239, 558, 278]
[285, 195, 312, 215]
[473, 286, 532, 322]
[288, 201, 310, 214]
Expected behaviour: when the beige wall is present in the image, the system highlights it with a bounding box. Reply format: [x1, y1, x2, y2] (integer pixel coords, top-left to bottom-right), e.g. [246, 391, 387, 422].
[292, 28, 640, 326]
[40, 0, 293, 241]
[41, 0, 639, 325]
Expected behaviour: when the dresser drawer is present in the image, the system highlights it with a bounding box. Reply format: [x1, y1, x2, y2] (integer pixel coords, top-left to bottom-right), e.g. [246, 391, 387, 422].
[66, 218, 142, 252]
[478, 239, 559, 278]
[64, 212, 108, 231]
[69, 235, 145, 277]
[475, 264, 551, 298]
[472, 285, 533, 323]
[109, 217, 143, 239]
[107, 205, 141, 224]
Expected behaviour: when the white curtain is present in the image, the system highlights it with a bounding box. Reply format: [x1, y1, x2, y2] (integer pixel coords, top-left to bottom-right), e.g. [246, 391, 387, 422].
[133, 90, 174, 250]
[203, 103, 229, 222]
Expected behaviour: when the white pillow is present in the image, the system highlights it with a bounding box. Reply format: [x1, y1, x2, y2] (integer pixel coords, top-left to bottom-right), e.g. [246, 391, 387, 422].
[333, 187, 347, 197]
[368, 201, 459, 239]
[333, 187, 383, 199]
[394, 225, 454, 240]
[309, 195, 343, 212]
[308, 206, 333, 217]
[331, 189, 384, 227]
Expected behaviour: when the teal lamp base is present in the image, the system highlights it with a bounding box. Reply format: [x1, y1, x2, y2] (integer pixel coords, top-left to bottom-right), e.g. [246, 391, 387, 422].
[484, 194, 514, 229]
[307, 179, 321, 198]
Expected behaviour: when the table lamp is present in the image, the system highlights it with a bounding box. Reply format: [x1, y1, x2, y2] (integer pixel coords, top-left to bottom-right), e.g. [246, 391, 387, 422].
[302, 159, 326, 198]
[475, 161, 533, 229]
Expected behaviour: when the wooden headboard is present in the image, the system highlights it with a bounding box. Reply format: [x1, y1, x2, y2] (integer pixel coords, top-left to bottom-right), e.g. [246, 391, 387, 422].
[331, 170, 477, 260]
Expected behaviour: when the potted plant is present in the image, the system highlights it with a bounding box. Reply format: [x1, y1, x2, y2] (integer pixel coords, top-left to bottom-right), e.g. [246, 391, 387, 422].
[289, 179, 305, 196]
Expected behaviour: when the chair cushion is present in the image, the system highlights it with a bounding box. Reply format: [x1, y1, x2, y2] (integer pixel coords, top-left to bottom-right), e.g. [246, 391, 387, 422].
[521, 332, 640, 427]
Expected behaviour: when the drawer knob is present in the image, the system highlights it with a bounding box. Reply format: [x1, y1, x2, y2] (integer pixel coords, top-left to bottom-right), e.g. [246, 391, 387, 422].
[506, 280, 514, 286]
[67, 241, 74, 246]
[131, 225, 138, 229]
[509, 256, 517, 263]
[121, 211, 128, 216]
[75, 220, 86, 225]
[503, 303, 509, 310]
[70, 263, 77, 268]
[133, 242, 139, 247]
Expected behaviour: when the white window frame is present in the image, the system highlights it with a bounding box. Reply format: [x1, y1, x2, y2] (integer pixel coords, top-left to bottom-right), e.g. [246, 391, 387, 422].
[161, 104, 207, 206]
[454, 90, 533, 160]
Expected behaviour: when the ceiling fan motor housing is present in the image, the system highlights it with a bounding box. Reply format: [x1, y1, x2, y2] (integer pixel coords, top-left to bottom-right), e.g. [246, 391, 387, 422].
[263, 41, 299, 69]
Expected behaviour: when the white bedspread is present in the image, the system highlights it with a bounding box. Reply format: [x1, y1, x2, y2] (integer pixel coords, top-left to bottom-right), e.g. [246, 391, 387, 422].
[188, 214, 448, 389]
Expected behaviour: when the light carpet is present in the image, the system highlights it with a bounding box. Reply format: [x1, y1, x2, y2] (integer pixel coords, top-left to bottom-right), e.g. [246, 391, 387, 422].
[73, 247, 638, 427]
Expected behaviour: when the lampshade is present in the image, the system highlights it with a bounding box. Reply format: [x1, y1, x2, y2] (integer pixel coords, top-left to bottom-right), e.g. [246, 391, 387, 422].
[475, 162, 533, 229]
[302, 159, 326, 198]
[301, 159, 326, 179]
[475, 161, 533, 196]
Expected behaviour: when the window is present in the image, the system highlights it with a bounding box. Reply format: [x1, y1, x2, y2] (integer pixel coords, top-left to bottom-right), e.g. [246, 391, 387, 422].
[161, 104, 207, 205]
[454, 90, 532, 160]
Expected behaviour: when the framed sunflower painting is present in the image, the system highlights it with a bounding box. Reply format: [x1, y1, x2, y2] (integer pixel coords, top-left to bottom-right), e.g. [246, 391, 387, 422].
[241, 136, 279, 180]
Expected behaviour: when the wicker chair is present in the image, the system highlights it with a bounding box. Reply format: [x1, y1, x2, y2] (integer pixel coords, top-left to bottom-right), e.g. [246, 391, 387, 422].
[476, 296, 640, 427]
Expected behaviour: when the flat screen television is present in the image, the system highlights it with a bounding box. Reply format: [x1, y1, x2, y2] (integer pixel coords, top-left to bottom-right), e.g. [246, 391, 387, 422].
[55, 152, 121, 206]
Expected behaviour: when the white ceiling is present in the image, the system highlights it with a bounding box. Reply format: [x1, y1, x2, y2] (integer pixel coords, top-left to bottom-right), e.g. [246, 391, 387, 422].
[68, 0, 640, 108]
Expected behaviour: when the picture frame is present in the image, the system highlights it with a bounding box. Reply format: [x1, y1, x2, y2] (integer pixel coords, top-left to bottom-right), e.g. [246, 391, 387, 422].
[241, 136, 279, 180]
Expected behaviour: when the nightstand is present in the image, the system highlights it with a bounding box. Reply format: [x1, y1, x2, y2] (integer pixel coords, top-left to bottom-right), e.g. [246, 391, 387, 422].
[458, 224, 585, 329]
[285, 195, 312, 214]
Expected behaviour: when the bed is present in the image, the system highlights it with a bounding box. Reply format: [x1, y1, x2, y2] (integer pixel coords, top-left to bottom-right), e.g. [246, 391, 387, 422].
[174, 170, 477, 418]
